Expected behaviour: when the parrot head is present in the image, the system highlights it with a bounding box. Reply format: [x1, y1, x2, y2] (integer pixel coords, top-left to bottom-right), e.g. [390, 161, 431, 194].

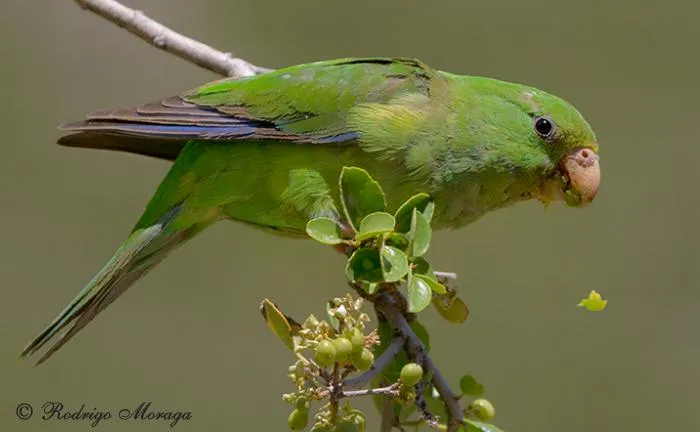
[510, 86, 601, 209]
[450, 76, 600, 212]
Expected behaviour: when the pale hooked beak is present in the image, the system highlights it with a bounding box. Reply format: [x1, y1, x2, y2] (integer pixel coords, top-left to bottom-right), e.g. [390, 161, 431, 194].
[561, 146, 601, 207]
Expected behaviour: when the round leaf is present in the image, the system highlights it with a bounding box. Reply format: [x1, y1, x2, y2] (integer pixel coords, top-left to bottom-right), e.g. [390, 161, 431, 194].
[407, 273, 432, 312]
[409, 208, 432, 257]
[433, 296, 469, 324]
[305, 217, 344, 245]
[413, 273, 446, 294]
[339, 167, 386, 231]
[380, 245, 409, 282]
[459, 374, 485, 397]
[394, 193, 433, 232]
[345, 248, 384, 283]
[357, 212, 396, 241]
[411, 257, 436, 280]
[385, 232, 409, 251]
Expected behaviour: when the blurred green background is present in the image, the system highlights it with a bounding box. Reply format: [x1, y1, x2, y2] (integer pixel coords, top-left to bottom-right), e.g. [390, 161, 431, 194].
[2, 0, 698, 431]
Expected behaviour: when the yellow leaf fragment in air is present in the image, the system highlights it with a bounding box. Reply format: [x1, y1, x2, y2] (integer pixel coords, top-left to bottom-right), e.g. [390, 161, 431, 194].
[578, 289, 607, 312]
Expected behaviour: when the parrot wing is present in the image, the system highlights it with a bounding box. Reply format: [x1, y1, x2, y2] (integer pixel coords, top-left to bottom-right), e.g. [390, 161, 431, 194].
[57, 58, 436, 160]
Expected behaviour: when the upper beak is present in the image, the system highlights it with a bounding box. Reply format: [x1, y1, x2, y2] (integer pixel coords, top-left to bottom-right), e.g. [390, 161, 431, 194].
[561, 146, 600, 207]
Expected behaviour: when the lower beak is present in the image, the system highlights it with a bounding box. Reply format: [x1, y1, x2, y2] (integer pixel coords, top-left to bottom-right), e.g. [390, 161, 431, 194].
[561, 146, 601, 207]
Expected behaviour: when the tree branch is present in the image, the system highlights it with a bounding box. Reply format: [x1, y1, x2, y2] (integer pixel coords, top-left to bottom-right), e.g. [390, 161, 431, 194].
[343, 335, 405, 390]
[73, 0, 271, 78]
[375, 295, 464, 432]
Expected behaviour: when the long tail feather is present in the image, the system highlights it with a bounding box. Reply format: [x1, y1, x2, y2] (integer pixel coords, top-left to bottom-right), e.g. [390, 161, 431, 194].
[21, 205, 194, 365]
[57, 132, 184, 161]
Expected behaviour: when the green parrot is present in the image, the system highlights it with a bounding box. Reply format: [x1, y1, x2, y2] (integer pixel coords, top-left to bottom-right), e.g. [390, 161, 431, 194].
[22, 58, 600, 364]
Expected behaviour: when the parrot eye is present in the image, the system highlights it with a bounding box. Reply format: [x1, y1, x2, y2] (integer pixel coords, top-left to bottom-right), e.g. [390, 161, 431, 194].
[534, 117, 556, 139]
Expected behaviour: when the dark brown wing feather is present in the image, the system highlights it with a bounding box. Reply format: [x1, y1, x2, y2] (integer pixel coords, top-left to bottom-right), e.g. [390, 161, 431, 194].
[57, 96, 280, 160]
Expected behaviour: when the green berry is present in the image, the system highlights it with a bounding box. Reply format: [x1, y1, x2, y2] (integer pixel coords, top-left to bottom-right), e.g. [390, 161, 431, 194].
[468, 398, 495, 421]
[350, 328, 365, 352]
[315, 339, 336, 367]
[295, 396, 309, 410]
[332, 337, 353, 362]
[287, 408, 309, 431]
[351, 348, 374, 371]
[399, 363, 423, 386]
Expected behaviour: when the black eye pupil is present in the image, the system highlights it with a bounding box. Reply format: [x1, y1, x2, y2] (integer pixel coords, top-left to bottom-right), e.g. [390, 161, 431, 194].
[535, 118, 553, 136]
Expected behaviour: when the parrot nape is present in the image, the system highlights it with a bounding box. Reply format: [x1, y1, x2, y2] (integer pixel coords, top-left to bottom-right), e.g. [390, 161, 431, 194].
[21, 58, 600, 364]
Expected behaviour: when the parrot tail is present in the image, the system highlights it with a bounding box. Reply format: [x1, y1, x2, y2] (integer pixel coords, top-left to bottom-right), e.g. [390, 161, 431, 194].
[21, 204, 197, 365]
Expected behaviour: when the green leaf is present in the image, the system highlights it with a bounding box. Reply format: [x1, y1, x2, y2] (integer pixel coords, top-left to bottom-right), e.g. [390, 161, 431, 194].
[385, 232, 409, 251]
[433, 296, 469, 324]
[409, 208, 431, 257]
[346, 248, 383, 283]
[464, 420, 505, 432]
[577, 289, 608, 312]
[339, 167, 386, 231]
[459, 374, 485, 397]
[357, 212, 395, 241]
[410, 257, 436, 279]
[259, 299, 295, 350]
[305, 217, 344, 245]
[398, 402, 418, 422]
[423, 201, 435, 222]
[374, 320, 392, 361]
[380, 246, 409, 282]
[413, 273, 446, 294]
[423, 388, 448, 420]
[371, 391, 403, 424]
[407, 273, 432, 312]
[394, 193, 433, 232]
[409, 320, 431, 352]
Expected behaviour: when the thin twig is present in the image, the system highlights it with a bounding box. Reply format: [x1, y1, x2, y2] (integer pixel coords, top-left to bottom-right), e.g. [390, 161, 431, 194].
[329, 363, 341, 425]
[295, 352, 331, 383]
[339, 383, 400, 398]
[73, 0, 271, 78]
[375, 295, 464, 432]
[380, 393, 396, 432]
[343, 335, 405, 390]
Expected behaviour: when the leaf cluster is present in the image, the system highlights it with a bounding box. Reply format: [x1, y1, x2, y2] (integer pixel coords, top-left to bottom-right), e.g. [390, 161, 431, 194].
[260, 167, 503, 431]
